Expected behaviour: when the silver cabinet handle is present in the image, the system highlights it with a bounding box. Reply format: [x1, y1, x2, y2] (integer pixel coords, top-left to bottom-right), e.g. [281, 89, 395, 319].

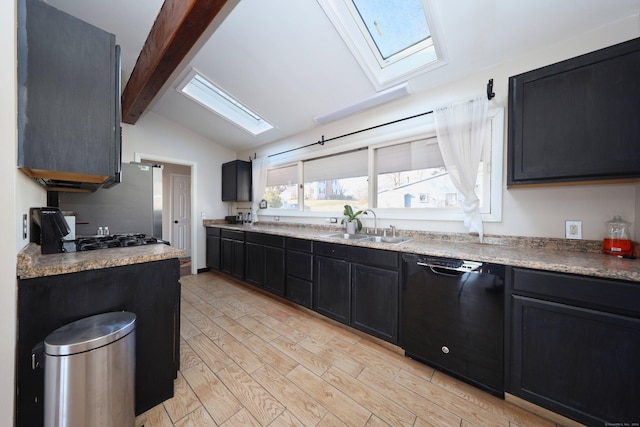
[441, 346, 450, 354]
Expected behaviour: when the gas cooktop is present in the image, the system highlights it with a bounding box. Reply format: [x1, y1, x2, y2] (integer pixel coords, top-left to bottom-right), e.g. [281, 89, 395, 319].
[73, 233, 169, 252]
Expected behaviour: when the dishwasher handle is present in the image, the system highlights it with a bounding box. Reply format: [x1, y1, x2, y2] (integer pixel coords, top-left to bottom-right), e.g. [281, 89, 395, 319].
[416, 260, 482, 275]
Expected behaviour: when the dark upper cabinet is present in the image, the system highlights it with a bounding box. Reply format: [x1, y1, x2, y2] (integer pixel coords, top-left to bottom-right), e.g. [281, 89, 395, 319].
[507, 37, 640, 186]
[506, 267, 640, 425]
[17, 0, 121, 191]
[222, 160, 252, 201]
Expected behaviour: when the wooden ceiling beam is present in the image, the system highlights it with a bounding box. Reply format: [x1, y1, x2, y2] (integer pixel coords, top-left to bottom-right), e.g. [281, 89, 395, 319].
[121, 0, 229, 124]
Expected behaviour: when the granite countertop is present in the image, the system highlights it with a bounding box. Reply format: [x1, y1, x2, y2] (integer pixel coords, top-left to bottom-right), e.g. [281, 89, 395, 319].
[17, 242, 187, 279]
[205, 221, 640, 283]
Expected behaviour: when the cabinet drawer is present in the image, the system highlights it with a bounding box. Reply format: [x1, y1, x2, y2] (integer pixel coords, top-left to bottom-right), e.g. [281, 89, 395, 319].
[245, 231, 284, 248]
[206, 227, 221, 237]
[286, 276, 312, 308]
[286, 237, 313, 253]
[315, 242, 398, 270]
[287, 251, 313, 281]
[221, 229, 244, 241]
[509, 267, 640, 317]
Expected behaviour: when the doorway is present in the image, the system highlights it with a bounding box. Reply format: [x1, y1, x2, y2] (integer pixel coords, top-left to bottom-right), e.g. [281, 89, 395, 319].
[138, 154, 196, 275]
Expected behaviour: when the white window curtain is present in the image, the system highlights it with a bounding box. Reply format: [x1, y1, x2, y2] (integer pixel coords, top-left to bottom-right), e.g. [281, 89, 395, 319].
[251, 156, 269, 222]
[434, 97, 489, 240]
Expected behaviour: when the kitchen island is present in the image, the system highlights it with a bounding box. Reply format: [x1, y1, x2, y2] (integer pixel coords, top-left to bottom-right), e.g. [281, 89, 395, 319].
[16, 242, 185, 427]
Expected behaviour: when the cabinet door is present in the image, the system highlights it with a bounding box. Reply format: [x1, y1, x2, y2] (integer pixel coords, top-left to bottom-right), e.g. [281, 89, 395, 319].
[245, 242, 265, 287]
[286, 276, 312, 308]
[314, 255, 350, 324]
[264, 246, 285, 296]
[231, 240, 245, 279]
[351, 263, 399, 343]
[221, 238, 233, 275]
[221, 160, 251, 201]
[509, 295, 640, 425]
[206, 235, 220, 270]
[18, 0, 119, 185]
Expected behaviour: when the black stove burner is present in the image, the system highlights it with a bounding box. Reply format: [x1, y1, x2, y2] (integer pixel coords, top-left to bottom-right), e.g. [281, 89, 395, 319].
[75, 234, 166, 251]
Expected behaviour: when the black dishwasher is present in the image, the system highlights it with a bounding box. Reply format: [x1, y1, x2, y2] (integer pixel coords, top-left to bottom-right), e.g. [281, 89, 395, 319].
[400, 253, 504, 395]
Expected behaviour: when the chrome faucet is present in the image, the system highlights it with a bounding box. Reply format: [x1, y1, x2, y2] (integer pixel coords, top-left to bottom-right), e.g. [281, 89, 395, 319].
[389, 225, 397, 237]
[363, 209, 377, 235]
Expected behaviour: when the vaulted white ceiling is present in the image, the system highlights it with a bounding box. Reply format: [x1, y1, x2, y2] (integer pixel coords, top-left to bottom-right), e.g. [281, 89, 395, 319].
[46, 0, 640, 152]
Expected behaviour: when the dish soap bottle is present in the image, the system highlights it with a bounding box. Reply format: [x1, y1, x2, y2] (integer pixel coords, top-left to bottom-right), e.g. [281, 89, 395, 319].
[602, 216, 633, 256]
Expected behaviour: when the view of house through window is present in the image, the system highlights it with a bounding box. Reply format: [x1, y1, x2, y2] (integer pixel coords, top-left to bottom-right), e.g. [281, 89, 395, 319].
[375, 138, 485, 209]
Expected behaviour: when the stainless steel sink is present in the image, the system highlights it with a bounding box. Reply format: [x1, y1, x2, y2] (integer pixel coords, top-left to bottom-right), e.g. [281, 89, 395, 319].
[366, 236, 413, 245]
[322, 233, 371, 240]
[323, 233, 412, 245]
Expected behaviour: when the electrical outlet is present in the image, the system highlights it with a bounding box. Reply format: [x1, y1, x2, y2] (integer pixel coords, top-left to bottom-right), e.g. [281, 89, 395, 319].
[565, 220, 582, 239]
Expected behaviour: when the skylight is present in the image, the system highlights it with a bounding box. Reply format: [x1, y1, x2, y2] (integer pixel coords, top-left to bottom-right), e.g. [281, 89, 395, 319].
[351, 0, 431, 61]
[318, 0, 446, 89]
[177, 70, 273, 136]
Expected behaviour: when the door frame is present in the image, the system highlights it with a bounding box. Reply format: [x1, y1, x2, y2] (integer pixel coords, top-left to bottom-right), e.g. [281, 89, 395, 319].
[135, 152, 197, 275]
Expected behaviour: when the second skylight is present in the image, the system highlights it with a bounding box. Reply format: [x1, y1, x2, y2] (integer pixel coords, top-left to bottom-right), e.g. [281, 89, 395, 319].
[178, 71, 273, 136]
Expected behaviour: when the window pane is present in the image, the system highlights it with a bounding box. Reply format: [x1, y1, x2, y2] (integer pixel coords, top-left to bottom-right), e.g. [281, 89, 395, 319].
[265, 165, 298, 209]
[376, 139, 484, 209]
[304, 151, 368, 212]
[351, 0, 430, 60]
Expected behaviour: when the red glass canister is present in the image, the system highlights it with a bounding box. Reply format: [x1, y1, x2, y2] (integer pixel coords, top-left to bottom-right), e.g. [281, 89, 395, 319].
[602, 216, 633, 256]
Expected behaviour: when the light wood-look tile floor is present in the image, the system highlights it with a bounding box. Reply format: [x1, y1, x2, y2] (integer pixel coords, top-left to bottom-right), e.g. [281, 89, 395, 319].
[135, 271, 561, 427]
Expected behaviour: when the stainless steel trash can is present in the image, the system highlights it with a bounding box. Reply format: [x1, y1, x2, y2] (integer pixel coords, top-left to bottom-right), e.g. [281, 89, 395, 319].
[44, 311, 136, 427]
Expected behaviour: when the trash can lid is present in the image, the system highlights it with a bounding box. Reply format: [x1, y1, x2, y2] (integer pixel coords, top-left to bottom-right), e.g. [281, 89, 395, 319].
[44, 311, 136, 356]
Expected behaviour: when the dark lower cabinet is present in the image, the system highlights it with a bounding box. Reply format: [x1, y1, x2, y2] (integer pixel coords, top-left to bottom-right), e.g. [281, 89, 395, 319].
[221, 230, 245, 279]
[206, 227, 221, 270]
[285, 238, 313, 308]
[17, 259, 180, 427]
[245, 232, 285, 295]
[352, 263, 398, 343]
[314, 255, 351, 323]
[314, 242, 399, 344]
[506, 267, 640, 425]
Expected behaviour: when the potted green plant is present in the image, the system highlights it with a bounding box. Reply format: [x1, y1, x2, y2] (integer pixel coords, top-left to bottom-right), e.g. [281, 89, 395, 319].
[341, 204, 367, 234]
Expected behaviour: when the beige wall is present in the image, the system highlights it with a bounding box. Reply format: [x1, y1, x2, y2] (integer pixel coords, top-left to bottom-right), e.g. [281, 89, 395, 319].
[239, 13, 640, 241]
[4, 0, 18, 423]
[123, 111, 236, 270]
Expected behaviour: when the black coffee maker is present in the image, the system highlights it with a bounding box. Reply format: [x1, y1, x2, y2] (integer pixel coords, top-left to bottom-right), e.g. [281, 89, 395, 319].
[30, 207, 71, 254]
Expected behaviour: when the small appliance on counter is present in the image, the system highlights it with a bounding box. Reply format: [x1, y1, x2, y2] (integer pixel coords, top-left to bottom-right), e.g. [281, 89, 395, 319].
[30, 207, 72, 254]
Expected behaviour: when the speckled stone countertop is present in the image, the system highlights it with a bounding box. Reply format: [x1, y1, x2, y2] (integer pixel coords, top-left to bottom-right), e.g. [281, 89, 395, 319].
[17, 242, 187, 279]
[205, 220, 640, 283]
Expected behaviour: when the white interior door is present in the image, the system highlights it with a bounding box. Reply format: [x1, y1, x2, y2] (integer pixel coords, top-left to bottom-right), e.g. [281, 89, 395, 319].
[171, 174, 191, 255]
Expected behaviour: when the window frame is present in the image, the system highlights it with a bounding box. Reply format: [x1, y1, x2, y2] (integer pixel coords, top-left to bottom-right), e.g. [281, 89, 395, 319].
[317, 0, 448, 90]
[262, 107, 503, 223]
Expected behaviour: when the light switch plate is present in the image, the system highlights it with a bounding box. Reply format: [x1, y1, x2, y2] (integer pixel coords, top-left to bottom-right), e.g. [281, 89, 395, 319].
[565, 220, 582, 239]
